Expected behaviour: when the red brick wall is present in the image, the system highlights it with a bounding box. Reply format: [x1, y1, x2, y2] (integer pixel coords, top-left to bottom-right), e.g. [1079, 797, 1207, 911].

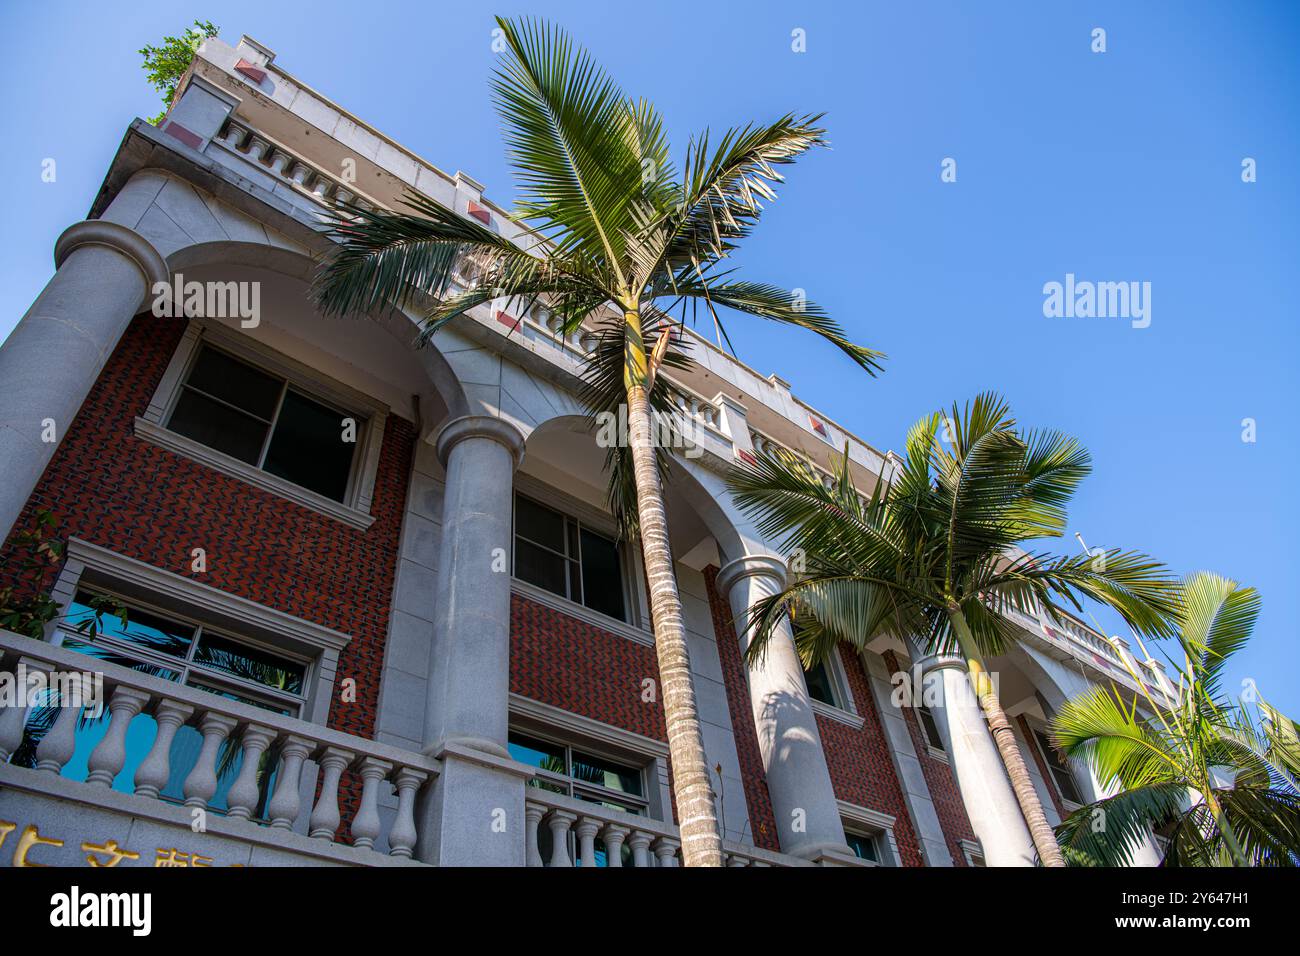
[0, 314, 415, 834]
[882, 649, 977, 863]
[816, 647, 925, 866]
[703, 566, 780, 850]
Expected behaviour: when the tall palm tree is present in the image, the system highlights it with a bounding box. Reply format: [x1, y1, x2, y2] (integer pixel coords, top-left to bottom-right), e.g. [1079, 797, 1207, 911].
[726, 392, 1179, 866]
[1051, 572, 1300, 866]
[311, 16, 882, 866]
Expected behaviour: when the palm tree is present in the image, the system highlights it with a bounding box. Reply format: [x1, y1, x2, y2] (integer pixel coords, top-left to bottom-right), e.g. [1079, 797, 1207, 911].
[726, 392, 1179, 866]
[311, 16, 882, 866]
[1051, 572, 1300, 866]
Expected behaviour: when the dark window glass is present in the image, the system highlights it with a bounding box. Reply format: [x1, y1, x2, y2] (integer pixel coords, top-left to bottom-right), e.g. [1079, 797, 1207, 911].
[184, 347, 283, 419]
[262, 389, 357, 501]
[169, 389, 269, 464]
[803, 660, 838, 707]
[572, 750, 642, 797]
[917, 705, 945, 751]
[1035, 730, 1083, 803]
[845, 831, 880, 862]
[185, 679, 294, 716]
[515, 497, 566, 552]
[515, 539, 569, 597]
[71, 593, 193, 659]
[194, 632, 305, 695]
[579, 529, 625, 621]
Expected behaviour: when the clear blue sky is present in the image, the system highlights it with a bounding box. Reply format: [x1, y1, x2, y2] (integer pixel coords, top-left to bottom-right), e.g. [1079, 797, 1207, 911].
[2, 1, 1296, 713]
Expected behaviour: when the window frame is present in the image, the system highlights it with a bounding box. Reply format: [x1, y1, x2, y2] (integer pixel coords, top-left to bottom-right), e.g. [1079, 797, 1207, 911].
[838, 801, 901, 866]
[47, 538, 351, 725]
[509, 727, 650, 817]
[915, 701, 948, 760]
[55, 586, 311, 718]
[1031, 725, 1085, 807]
[510, 487, 637, 629]
[134, 320, 389, 530]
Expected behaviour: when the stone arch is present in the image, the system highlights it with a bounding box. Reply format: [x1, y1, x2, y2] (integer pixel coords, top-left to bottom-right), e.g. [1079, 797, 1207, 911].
[163, 240, 470, 422]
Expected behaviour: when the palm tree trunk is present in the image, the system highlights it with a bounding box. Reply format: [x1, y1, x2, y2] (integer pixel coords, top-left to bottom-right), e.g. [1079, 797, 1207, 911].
[948, 605, 1066, 867]
[1202, 788, 1249, 866]
[625, 378, 724, 867]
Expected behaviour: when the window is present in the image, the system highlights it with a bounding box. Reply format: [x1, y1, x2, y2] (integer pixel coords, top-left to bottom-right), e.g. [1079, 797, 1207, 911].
[916, 703, 945, 752]
[1033, 728, 1083, 804]
[513, 495, 626, 622]
[167, 344, 362, 502]
[844, 829, 881, 863]
[10, 591, 312, 818]
[803, 659, 841, 708]
[509, 729, 648, 867]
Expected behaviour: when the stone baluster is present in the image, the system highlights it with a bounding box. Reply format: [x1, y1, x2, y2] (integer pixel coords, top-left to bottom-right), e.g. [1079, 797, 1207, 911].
[0, 658, 45, 762]
[266, 734, 314, 830]
[545, 810, 576, 867]
[182, 712, 238, 809]
[267, 150, 292, 179]
[652, 836, 680, 867]
[350, 756, 393, 850]
[246, 135, 271, 164]
[575, 816, 601, 868]
[602, 824, 629, 868]
[221, 121, 247, 149]
[289, 163, 312, 188]
[388, 767, 427, 859]
[86, 687, 150, 786]
[310, 177, 332, 200]
[726, 852, 748, 867]
[225, 724, 276, 821]
[133, 700, 194, 798]
[35, 673, 89, 774]
[524, 803, 546, 867]
[308, 746, 355, 839]
[627, 830, 652, 868]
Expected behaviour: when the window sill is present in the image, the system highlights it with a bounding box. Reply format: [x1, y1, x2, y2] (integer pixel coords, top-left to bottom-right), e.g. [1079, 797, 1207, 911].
[811, 698, 865, 729]
[510, 578, 654, 647]
[925, 745, 949, 763]
[133, 417, 376, 531]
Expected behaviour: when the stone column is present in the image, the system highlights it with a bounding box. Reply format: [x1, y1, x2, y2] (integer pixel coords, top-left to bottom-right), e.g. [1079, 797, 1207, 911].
[911, 641, 1036, 865]
[716, 554, 848, 861]
[0, 220, 168, 539]
[416, 414, 532, 866]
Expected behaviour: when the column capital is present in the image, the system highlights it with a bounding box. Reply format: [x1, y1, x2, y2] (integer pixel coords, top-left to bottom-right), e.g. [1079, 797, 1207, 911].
[53, 220, 169, 290]
[716, 553, 788, 595]
[434, 414, 526, 470]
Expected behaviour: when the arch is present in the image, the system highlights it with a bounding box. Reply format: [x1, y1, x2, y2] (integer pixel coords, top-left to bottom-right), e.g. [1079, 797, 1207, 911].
[163, 240, 470, 421]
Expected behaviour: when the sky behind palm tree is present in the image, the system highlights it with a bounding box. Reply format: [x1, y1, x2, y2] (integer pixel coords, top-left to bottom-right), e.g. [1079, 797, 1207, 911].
[2, 0, 1295, 712]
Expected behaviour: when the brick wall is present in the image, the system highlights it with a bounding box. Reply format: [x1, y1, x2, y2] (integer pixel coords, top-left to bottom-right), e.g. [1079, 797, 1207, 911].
[816, 647, 925, 866]
[882, 649, 977, 863]
[0, 314, 415, 834]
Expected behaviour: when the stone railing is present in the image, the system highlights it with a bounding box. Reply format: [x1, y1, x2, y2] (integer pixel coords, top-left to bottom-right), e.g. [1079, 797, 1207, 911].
[215, 118, 378, 212]
[0, 629, 438, 864]
[523, 787, 806, 867]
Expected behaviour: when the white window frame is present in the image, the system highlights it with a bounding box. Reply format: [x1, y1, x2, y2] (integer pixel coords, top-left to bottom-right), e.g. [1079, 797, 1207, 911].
[838, 801, 902, 866]
[509, 694, 672, 823]
[134, 320, 388, 530]
[47, 538, 351, 724]
[509, 474, 653, 646]
[915, 701, 948, 762]
[799, 645, 863, 728]
[960, 838, 986, 867]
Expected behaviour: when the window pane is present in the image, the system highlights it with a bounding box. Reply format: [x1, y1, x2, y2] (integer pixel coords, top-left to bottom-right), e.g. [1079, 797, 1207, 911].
[185, 347, 283, 420]
[1035, 730, 1083, 803]
[508, 733, 567, 776]
[185, 679, 295, 716]
[516, 539, 568, 597]
[578, 528, 625, 621]
[845, 831, 879, 862]
[571, 751, 642, 796]
[169, 388, 270, 464]
[71, 593, 194, 659]
[918, 706, 945, 751]
[515, 497, 565, 552]
[262, 390, 357, 502]
[803, 661, 838, 707]
[59, 636, 180, 681]
[194, 632, 305, 695]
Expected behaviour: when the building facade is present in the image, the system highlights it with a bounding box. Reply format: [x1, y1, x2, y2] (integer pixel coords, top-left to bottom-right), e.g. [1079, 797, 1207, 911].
[0, 34, 1174, 868]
